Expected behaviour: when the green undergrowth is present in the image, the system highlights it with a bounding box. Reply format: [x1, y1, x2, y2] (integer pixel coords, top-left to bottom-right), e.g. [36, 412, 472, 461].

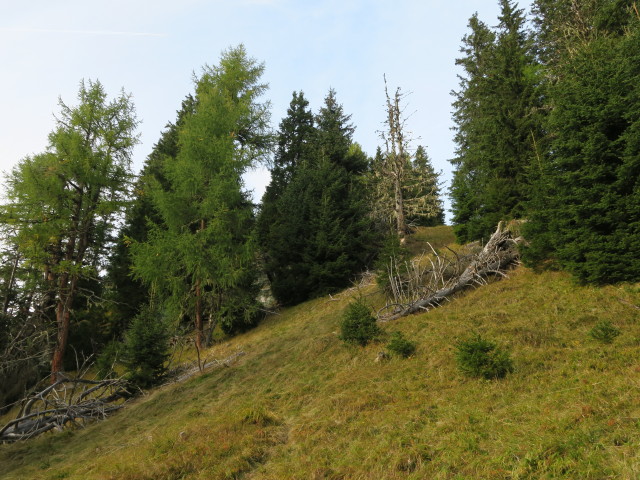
[2, 227, 640, 479]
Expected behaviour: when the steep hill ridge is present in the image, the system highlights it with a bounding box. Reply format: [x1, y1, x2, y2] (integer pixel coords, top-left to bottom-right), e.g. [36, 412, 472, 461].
[2, 227, 640, 479]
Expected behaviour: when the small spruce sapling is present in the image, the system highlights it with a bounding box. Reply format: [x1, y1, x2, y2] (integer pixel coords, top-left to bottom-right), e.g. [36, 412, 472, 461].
[122, 305, 171, 388]
[340, 301, 380, 346]
[589, 320, 621, 344]
[386, 331, 416, 358]
[455, 334, 513, 379]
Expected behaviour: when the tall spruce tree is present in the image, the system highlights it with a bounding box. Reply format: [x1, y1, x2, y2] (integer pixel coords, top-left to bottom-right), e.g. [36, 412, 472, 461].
[266, 159, 374, 304]
[450, 1, 543, 243]
[449, 14, 496, 242]
[257, 91, 315, 256]
[259, 89, 376, 305]
[523, 0, 640, 283]
[131, 46, 271, 349]
[408, 146, 445, 227]
[271, 91, 317, 190]
[315, 88, 367, 173]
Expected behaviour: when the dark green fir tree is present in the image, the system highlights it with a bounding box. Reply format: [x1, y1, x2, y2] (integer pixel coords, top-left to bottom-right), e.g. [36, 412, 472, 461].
[450, 1, 543, 243]
[524, 0, 640, 283]
[259, 89, 376, 305]
[406, 145, 445, 227]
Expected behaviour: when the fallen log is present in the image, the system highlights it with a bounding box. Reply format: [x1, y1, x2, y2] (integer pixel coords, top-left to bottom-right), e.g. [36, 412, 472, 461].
[0, 374, 130, 443]
[379, 221, 524, 322]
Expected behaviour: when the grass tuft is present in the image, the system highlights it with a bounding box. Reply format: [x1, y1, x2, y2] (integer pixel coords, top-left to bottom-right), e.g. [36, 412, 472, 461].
[588, 320, 621, 344]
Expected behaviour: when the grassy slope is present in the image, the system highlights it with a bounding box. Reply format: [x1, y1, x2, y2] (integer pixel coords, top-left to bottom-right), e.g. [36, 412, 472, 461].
[2, 226, 640, 479]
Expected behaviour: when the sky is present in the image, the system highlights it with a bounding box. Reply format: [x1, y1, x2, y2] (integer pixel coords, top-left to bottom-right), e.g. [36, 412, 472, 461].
[0, 0, 534, 220]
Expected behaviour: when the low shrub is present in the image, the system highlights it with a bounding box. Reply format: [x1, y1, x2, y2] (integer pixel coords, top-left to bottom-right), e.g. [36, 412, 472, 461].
[455, 334, 513, 379]
[589, 320, 621, 344]
[340, 301, 380, 346]
[387, 331, 416, 358]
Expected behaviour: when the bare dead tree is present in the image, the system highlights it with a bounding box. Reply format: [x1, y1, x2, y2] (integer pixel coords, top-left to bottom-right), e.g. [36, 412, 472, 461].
[379, 221, 524, 322]
[385, 243, 479, 308]
[373, 76, 442, 239]
[378, 76, 411, 239]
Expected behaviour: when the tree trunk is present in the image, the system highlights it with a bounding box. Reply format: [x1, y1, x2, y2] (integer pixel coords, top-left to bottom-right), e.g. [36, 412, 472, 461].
[394, 175, 406, 240]
[194, 218, 206, 352]
[2, 251, 20, 316]
[380, 222, 523, 322]
[383, 76, 409, 240]
[195, 279, 203, 352]
[51, 297, 71, 383]
[51, 274, 77, 383]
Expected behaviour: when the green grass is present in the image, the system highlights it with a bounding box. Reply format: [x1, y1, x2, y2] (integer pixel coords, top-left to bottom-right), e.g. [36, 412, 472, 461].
[404, 225, 456, 255]
[2, 226, 640, 479]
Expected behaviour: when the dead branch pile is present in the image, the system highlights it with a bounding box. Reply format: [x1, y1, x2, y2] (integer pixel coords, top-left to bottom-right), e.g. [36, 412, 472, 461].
[379, 221, 524, 322]
[0, 374, 130, 442]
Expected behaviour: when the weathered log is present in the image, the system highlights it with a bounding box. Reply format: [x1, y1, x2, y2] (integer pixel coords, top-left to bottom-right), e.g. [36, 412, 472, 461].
[0, 374, 129, 443]
[379, 221, 524, 322]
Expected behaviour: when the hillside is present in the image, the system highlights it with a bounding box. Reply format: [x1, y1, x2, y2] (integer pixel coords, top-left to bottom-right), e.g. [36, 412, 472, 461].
[2, 227, 640, 479]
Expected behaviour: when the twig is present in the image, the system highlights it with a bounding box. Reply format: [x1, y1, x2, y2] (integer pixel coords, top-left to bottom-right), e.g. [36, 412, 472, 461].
[617, 297, 640, 311]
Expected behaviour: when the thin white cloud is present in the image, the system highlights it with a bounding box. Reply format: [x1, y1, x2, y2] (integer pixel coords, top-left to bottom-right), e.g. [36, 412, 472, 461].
[240, 0, 281, 5]
[0, 27, 166, 37]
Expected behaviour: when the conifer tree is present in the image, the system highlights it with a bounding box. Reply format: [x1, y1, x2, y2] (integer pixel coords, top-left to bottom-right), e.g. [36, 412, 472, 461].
[407, 145, 445, 227]
[271, 91, 316, 191]
[1, 80, 138, 381]
[266, 159, 373, 304]
[371, 81, 444, 237]
[450, 1, 543, 243]
[257, 91, 314, 256]
[259, 89, 376, 305]
[106, 95, 195, 339]
[524, 0, 640, 283]
[449, 14, 496, 242]
[131, 45, 271, 349]
[314, 89, 363, 172]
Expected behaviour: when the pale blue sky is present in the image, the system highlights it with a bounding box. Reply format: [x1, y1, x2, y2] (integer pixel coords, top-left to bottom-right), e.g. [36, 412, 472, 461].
[0, 0, 534, 218]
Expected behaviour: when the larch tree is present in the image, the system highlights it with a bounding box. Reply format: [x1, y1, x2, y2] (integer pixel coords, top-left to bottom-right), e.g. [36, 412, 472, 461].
[0, 80, 138, 381]
[106, 95, 196, 339]
[131, 45, 271, 351]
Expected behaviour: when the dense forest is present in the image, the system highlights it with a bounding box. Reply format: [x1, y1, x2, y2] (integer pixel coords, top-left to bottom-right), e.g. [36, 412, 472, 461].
[0, 0, 638, 412]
